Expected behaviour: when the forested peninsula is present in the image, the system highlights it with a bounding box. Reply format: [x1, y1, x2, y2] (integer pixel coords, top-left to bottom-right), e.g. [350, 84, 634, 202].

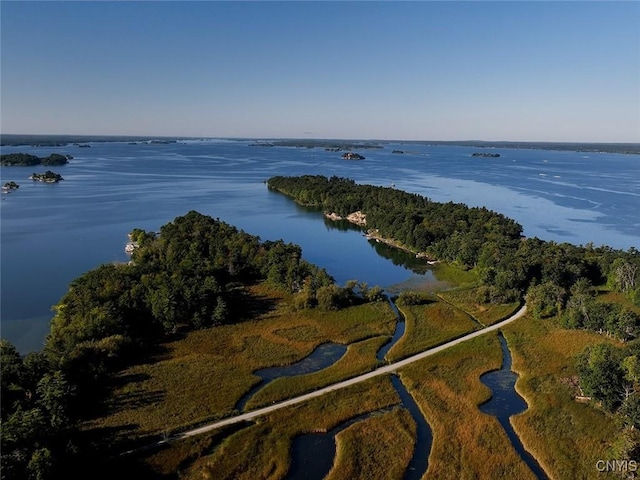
[268, 175, 639, 309]
[0, 211, 385, 479]
[1, 153, 71, 166]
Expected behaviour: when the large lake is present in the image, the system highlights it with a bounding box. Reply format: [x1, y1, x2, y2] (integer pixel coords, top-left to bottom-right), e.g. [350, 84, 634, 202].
[1, 140, 638, 353]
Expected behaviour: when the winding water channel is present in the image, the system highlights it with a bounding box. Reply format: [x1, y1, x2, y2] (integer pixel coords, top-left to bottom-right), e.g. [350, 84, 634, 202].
[231, 294, 433, 479]
[391, 375, 433, 480]
[479, 333, 547, 479]
[286, 407, 395, 480]
[376, 296, 406, 363]
[283, 297, 432, 479]
[235, 343, 348, 412]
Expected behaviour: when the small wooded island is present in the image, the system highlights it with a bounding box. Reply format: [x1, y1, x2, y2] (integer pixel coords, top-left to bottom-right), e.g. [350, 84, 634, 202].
[29, 170, 64, 183]
[471, 152, 500, 158]
[341, 152, 365, 160]
[2, 181, 20, 191]
[1, 152, 71, 166]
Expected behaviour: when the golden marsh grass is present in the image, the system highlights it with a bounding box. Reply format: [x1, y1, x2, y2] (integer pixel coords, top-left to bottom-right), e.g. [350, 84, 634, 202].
[399, 334, 537, 479]
[180, 377, 400, 480]
[504, 315, 622, 480]
[245, 335, 389, 409]
[84, 284, 396, 442]
[438, 286, 521, 325]
[386, 300, 479, 362]
[326, 407, 416, 480]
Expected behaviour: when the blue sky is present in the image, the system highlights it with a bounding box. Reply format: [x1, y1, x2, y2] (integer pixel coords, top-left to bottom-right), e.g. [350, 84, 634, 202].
[1, 1, 638, 142]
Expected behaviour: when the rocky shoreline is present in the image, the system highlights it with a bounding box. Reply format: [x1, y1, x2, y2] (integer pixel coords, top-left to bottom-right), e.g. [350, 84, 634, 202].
[324, 210, 437, 263]
[324, 210, 367, 226]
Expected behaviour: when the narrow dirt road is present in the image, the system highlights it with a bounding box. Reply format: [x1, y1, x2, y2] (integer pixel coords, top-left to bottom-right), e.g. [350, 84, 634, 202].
[137, 304, 526, 449]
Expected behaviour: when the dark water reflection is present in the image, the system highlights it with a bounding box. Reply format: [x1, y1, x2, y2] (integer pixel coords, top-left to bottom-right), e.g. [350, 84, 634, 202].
[391, 375, 433, 480]
[479, 333, 547, 479]
[287, 408, 393, 480]
[235, 343, 347, 411]
[376, 297, 405, 362]
[367, 240, 430, 275]
[287, 376, 432, 480]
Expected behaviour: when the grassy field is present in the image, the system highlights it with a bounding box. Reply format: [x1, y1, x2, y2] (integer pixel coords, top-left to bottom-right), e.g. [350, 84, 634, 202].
[597, 289, 640, 314]
[84, 279, 628, 479]
[431, 262, 479, 287]
[393, 312, 623, 480]
[438, 286, 521, 325]
[109, 377, 423, 480]
[398, 333, 538, 479]
[84, 284, 396, 446]
[101, 377, 402, 480]
[503, 315, 622, 480]
[106, 312, 624, 480]
[180, 377, 402, 480]
[326, 407, 416, 480]
[385, 300, 479, 362]
[245, 335, 389, 409]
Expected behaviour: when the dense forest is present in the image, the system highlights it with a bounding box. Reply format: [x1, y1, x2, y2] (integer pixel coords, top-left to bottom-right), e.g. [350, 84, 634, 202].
[0, 211, 383, 480]
[268, 175, 639, 309]
[1, 153, 70, 166]
[268, 175, 523, 269]
[576, 341, 640, 459]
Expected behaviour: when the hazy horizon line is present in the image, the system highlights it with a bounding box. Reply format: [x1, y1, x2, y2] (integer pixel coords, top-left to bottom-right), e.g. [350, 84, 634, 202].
[1, 133, 638, 145]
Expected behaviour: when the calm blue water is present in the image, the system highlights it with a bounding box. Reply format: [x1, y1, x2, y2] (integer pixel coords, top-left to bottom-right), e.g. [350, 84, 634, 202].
[1, 140, 638, 352]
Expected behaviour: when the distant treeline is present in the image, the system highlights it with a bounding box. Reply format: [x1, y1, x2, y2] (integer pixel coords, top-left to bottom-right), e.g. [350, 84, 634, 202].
[266, 139, 383, 150]
[0, 135, 178, 147]
[1, 153, 70, 166]
[395, 140, 640, 155]
[3, 134, 636, 154]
